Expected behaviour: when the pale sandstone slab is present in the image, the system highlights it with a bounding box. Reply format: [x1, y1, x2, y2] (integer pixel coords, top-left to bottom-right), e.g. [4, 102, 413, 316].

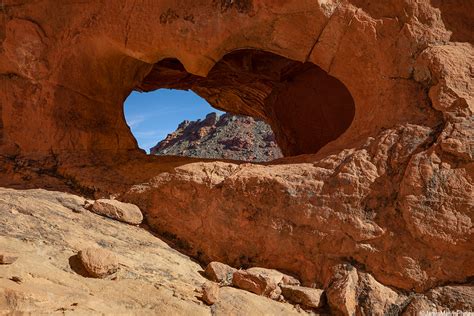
[0, 187, 312, 315]
[246, 267, 300, 286]
[90, 199, 143, 225]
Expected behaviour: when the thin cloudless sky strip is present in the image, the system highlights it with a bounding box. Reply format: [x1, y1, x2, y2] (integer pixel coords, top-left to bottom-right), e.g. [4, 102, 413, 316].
[124, 89, 223, 152]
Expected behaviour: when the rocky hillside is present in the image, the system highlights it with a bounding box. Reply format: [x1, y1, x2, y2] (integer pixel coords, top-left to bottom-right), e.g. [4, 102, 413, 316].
[0, 188, 307, 314]
[1, 187, 472, 314]
[150, 113, 283, 162]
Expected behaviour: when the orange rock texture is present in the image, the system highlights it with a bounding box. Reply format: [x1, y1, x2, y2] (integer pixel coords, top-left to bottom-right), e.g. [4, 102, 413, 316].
[0, 0, 472, 311]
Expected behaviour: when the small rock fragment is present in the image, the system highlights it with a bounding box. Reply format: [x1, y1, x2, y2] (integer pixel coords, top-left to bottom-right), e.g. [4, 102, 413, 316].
[232, 270, 281, 299]
[0, 253, 18, 265]
[280, 285, 325, 308]
[201, 281, 220, 305]
[78, 247, 119, 278]
[282, 274, 301, 286]
[89, 199, 143, 225]
[232, 267, 301, 299]
[204, 262, 236, 285]
[246, 267, 300, 286]
[84, 200, 94, 209]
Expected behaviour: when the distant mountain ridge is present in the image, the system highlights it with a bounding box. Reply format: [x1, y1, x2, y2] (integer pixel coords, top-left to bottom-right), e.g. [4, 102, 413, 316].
[150, 112, 283, 162]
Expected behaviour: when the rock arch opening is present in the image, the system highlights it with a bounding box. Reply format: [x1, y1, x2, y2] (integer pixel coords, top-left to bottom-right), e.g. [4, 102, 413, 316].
[134, 50, 356, 156]
[123, 88, 220, 152]
[123, 88, 282, 162]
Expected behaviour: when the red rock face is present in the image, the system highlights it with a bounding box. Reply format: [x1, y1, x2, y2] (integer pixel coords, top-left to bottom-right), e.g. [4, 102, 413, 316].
[150, 112, 283, 162]
[0, 0, 472, 305]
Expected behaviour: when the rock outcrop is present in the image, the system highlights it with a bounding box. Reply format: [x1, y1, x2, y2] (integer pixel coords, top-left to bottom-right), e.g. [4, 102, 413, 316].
[0, 188, 306, 314]
[150, 112, 283, 162]
[0, 0, 472, 313]
[123, 121, 473, 294]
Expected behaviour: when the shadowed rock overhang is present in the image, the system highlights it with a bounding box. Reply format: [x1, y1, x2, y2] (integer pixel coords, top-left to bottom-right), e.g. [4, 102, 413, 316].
[136, 49, 355, 156]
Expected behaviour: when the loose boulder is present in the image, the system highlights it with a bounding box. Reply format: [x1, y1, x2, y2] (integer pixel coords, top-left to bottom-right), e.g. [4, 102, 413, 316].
[326, 264, 359, 316]
[78, 247, 119, 278]
[232, 267, 299, 299]
[204, 262, 236, 285]
[201, 281, 220, 305]
[246, 267, 300, 286]
[89, 199, 143, 225]
[326, 264, 405, 315]
[232, 270, 280, 299]
[280, 285, 325, 309]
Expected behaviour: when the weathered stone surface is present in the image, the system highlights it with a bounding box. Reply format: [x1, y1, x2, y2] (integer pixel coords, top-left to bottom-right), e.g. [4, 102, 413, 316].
[231, 267, 299, 299]
[415, 43, 473, 114]
[213, 287, 306, 315]
[0, 253, 18, 265]
[120, 120, 472, 293]
[0, 0, 472, 312]
[78, 247, 119, 278]
[204, 261, 236, 285]
[201, 281, 220, 305]
[0, 188, 308, 315]
[326, 264, 359, 316]
[90, 199, 143, 225]
[280, 285, 325, 309]
[326, 264, 407, 316]
[403, 285, 474, 315]
[0, 0, 463, 158]
[245, 267, 300, 287]
[232, 270, 279, 298]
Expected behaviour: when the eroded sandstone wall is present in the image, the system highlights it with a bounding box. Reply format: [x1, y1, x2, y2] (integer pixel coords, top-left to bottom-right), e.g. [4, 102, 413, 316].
[1, 0, 468, 157]
[0, 0, 472, 306]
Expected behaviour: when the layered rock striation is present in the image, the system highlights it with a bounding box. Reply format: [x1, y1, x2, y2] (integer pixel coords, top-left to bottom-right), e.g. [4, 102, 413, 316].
[150, 112, 283, 162]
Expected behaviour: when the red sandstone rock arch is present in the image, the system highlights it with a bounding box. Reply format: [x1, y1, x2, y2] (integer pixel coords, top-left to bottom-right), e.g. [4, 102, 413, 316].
[0, 1, 472, 300]
[133, 49, 355, 156]
[0, 1, 443, 159]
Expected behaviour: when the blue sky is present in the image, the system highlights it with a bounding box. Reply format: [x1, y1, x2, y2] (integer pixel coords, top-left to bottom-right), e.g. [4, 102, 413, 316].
[124, 89, 223, 152]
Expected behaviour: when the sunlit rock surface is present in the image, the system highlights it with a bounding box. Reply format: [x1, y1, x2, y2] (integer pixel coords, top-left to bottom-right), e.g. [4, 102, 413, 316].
[151, 112, 283, 162]
[0, 0, 472, 313]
